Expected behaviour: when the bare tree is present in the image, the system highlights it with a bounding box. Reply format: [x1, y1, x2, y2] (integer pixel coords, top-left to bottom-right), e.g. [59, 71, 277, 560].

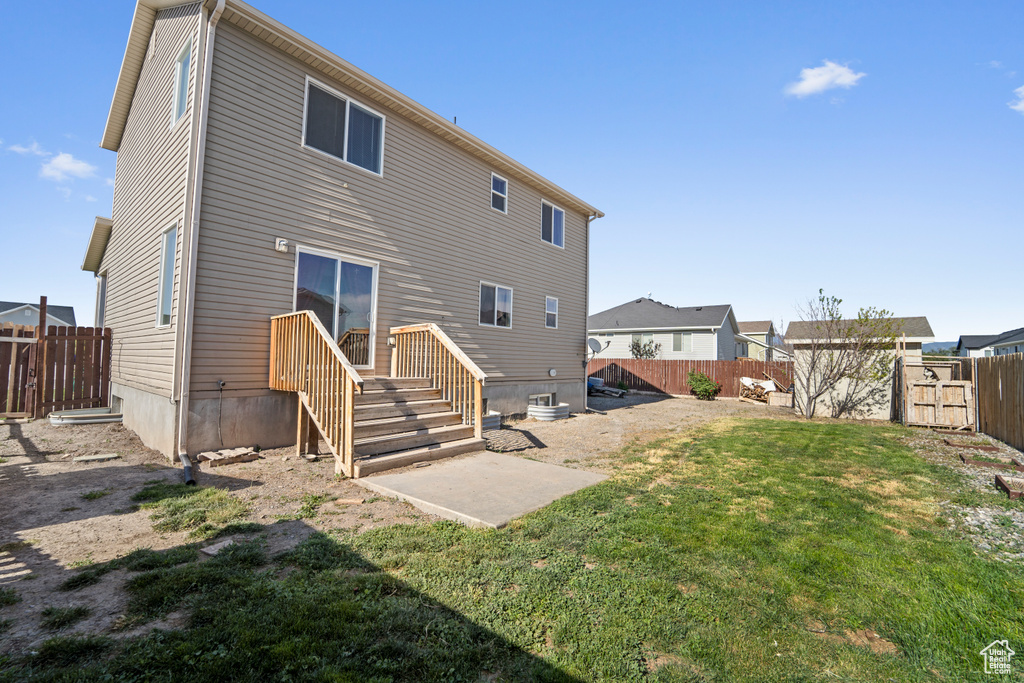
[791, 291, 901, 419]
[629, 338, 662, 360]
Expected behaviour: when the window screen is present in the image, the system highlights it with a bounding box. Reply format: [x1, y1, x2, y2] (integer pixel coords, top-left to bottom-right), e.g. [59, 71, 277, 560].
[305, 83, 346, 159]
[347, 102, 383, 174]
[541, 202, 564, 247]
[173, 40, 191, 122]
[491, 174, 507, 213]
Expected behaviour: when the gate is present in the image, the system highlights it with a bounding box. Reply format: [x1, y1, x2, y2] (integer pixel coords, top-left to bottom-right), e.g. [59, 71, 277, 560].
[896, 357, 975, 430]
[0, 324, 37, 417]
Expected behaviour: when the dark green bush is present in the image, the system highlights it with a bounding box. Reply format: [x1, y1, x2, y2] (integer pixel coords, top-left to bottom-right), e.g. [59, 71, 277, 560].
[687, 370, 722, 400]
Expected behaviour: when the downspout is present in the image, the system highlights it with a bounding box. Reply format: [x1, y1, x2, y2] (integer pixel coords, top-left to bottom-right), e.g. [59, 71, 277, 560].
[584, 211, 601, 412]
[177, 0, 226, 471]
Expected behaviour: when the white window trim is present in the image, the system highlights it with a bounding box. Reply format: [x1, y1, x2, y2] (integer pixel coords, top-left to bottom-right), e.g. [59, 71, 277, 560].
[300, 75, 387, 178]
[490, 172, 508, 215]
[95, 271, 108, 329]
[156, 223, 177, 329]
[291, 245, 380, 370]
[673, 331, 693, 353]
[170, 38, 192, 129]
[545, 296, 558, 329]
[478, 281, 513, 329]
[529, 394, 553, 406]
[541, 200, 566, 249]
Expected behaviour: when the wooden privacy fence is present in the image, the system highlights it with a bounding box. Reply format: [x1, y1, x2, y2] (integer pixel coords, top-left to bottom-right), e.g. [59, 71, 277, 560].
[588, 358, 794, 398]
[0, 322, 113, 418]
[976, 353, 1024, 451]
[389, 323, 487, 436]
[269, 310, 364, 477]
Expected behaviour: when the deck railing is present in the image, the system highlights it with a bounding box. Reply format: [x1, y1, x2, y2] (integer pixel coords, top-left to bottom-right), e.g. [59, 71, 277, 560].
[390, 323, 487, 437]
[270, 310, 364, 476]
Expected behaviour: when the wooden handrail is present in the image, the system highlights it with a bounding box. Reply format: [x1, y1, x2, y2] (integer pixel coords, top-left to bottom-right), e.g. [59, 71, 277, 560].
[270, 310, 363, 476]
[390, 323, 487, 383]
[389, 323, 487, 438]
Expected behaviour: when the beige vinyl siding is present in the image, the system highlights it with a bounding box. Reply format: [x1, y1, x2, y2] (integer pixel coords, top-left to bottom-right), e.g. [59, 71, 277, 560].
[101, 4, 200, 397]
[187, 22, 589, 398]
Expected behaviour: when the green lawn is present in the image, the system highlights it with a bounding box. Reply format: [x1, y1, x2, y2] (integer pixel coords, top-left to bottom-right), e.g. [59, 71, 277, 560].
[3, 419, 1023, 681]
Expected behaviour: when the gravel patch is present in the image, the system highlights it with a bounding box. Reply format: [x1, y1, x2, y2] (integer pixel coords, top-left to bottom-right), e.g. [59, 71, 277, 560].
[904, 428, 1024, 562]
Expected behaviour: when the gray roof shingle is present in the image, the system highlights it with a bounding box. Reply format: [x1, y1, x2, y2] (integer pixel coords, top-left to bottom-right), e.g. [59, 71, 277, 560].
[588, 298, 732, 331]
[785, 316, 933, 341]
[737, 320, 773, 334]
[0, 301, 77, 327]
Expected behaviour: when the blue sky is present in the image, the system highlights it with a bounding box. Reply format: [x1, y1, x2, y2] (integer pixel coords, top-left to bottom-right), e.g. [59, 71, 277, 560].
[1, 1, 1021, 341]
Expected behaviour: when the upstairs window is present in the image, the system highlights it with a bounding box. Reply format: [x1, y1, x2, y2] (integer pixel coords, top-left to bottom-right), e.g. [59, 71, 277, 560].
[479, 282, 512, 328]
[545, 297, 558, 329]
[541, 201, 564, 248]
[157, 224, 177, 327]
[491, 173, 508, 213]
[304, 78, 385, 175]
[172, 39, 191, 124]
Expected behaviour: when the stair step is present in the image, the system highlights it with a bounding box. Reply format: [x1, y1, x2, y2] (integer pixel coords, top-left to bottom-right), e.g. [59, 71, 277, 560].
[353, 437, 486, 477]
[356, 387, 442, 406]
[362, 377, 432, 391]
[354, 399, 453, 421]
[353, 412, 464, 439]
[354, 423, 476, 457]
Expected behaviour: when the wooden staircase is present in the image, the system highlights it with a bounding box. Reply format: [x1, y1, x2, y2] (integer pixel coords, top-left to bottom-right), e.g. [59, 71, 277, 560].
[352, 377, 484, 476]
[270, 313, 488, 478]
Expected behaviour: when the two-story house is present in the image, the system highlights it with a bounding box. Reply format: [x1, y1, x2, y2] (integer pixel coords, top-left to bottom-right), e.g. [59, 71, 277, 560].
[83, 0, 602, 475]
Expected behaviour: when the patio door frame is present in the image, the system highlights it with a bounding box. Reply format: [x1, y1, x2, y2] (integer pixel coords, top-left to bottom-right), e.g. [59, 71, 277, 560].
[292, 245, 379, 371]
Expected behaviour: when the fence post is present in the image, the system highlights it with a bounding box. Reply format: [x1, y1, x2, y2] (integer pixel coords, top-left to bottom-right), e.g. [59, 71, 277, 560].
[28, 296, 47, 418]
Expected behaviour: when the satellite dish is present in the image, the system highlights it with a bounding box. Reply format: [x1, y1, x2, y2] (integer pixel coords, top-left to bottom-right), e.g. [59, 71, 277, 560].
[587, 338, 603, 354]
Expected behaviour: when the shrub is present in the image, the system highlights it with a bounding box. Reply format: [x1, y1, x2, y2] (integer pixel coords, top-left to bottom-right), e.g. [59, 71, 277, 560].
[629, 338, 661, 359]
[687, 370, 722, 400]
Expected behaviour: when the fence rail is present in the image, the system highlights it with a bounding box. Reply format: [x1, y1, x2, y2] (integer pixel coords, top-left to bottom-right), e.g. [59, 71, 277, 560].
[270, 310, 364, 476]
[587, 358, 794, 398]
[977, 353, 1024, 451]
[390, 323, 486, 437]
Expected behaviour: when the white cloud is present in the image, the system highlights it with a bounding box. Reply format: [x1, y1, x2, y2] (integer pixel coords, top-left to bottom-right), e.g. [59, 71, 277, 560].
[40, 152, 98, 181]
[786, 60, 866, 98]
[1010, 86, 1024, 115]
[105, 178, 115, 187]
[57, 187, 72, 200]
[989, 60, 1004, 69]
[9, 141, 48, 156]
[83, 195, 97, 202]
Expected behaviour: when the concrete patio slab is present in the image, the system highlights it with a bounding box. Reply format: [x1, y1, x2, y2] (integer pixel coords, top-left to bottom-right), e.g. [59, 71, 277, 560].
[353, 452, 607, 528]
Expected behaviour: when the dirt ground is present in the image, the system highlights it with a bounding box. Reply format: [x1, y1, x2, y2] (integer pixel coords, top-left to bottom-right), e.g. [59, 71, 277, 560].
[0, 395, 905, 654]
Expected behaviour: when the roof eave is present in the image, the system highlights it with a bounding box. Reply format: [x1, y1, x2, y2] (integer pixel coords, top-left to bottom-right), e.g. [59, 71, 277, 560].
[82, 217, 114, 273]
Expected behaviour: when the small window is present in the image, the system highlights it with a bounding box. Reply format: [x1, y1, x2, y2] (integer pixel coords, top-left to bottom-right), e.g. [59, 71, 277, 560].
[673, 332, 692, 353]
[491, 173, 508, 213]
[632, 333, 653, 345]
[529, 394, 553, 407]
[95, 273, 107, 328]
[157, 225, 177, 327]
[172, 39, 191, 124]
[545, 297, 558, 329]
[303, 78, 385, 175]
[479, 282, 512, 328]
[541, 201, 565, 247]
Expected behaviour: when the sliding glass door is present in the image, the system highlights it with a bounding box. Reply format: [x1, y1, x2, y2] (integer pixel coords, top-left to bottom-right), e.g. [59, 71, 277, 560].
[294, 248, 378, 368]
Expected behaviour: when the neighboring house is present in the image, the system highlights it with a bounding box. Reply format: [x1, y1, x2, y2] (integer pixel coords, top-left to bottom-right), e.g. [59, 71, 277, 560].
[83, 0, 602, 460]
[957, 328, 1024, 357]
[0, 301, 76, 328]
[735, 320, 788, 361]
[588, 298, 738, 361]
[991, 329, 1024, 356]
[785, 316, 934, 420]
